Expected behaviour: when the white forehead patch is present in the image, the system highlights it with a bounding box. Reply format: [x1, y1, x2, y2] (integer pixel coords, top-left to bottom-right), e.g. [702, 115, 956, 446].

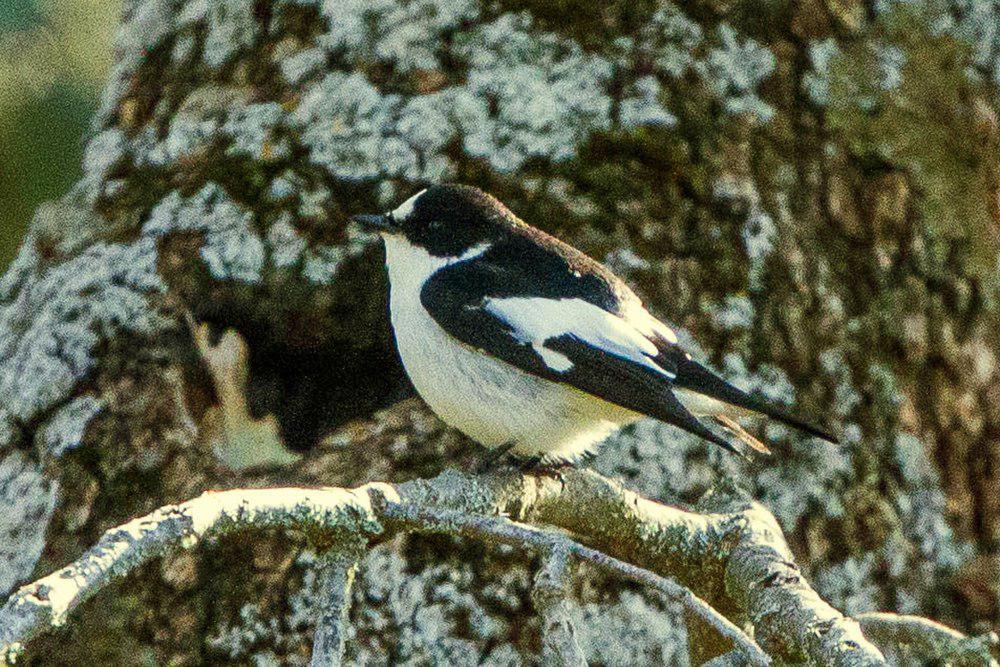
[390, 189, 427, 220]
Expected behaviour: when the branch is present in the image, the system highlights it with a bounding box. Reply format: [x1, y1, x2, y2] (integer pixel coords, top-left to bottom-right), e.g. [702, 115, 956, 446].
[310, 547, 364, 667]
[0, 487, 386, 664]
[382, 503, 769, 665]
[531, 548, 586, 667]
[0, 468, 896, 665]
[857, 612, 999, 666]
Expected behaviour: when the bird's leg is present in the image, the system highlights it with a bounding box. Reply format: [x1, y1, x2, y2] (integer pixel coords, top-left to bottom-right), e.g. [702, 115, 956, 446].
[515, 455, 543, 472]
[475, 440, 520, 474]
[516, 456, 572, 489]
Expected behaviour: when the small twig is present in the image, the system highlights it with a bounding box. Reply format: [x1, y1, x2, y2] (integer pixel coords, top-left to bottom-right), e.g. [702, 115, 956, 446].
[857, 612, 1000, 666]
[532, 548, 586, 666]
[380, 503, 772, 666]
[310, 547, 365, 667]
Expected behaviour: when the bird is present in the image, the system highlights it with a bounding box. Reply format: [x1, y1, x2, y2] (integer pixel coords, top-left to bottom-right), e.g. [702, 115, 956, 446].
[351, 184, 837, 468]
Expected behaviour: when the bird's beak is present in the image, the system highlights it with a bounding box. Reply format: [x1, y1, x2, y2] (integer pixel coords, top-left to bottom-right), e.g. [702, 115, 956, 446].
[350, 213, 396, 232]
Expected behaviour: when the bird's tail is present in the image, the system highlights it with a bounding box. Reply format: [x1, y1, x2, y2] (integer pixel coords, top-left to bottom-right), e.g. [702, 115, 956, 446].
[674, 357, 839, 445]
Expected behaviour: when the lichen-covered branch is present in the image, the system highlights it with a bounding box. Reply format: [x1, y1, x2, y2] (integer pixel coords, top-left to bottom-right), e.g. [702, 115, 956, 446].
[443, 468, 886, 665]
[310, 548, 365, 667]
[0, 487, 387, 664]
[1, 467, 896, 666]
[857, 613, 1000, 666]
[531, 549, 586, 667]
[381, 502, 768, 665]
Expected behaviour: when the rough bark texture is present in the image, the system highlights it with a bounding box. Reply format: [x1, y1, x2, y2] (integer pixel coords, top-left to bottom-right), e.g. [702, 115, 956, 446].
[0, 0, 998, 664]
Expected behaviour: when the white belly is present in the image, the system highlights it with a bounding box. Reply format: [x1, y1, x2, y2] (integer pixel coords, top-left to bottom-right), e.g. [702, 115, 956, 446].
[383, 236, 639, 461]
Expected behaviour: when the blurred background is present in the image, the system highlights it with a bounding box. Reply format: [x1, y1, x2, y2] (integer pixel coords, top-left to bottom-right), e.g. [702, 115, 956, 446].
[0, 0, 120, 269]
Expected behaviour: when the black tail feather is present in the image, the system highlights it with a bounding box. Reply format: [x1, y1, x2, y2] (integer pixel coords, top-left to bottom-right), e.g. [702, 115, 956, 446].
[674, 358, 839, 444]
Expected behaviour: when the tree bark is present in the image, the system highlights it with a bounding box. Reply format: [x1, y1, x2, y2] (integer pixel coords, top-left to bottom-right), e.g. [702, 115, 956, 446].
[0, 0, 998, 663]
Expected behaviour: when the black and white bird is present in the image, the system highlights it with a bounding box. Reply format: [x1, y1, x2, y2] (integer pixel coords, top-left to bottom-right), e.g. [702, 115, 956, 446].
[352, 185, 837, 467]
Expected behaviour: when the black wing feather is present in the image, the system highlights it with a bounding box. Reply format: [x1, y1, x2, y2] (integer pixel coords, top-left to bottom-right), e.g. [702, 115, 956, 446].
[649, 335, 839, 444]
[545, 334, 741, 455]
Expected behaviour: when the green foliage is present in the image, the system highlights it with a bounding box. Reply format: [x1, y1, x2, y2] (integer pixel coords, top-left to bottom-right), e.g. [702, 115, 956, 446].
[0, 86, 92, 267]
[0, 0, 42, 30]
[0, 0, 121, 269]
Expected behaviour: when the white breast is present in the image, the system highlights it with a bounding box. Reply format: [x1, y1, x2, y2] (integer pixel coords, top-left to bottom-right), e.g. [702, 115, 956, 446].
[381, 235, 639, 462]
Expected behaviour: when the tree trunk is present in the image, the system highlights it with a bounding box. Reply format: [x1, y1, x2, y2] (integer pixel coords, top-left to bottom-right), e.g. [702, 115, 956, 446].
[0, 0, 997, 663]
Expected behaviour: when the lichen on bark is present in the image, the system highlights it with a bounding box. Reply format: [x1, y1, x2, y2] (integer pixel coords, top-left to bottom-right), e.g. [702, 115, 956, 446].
[1, 0, 998, 663]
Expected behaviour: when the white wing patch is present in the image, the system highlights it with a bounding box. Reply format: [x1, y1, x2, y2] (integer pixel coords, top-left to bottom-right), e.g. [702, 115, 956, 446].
[485, 296, 676, 377]
[624, 301, 679, 344]
[535, 346, 574, 372]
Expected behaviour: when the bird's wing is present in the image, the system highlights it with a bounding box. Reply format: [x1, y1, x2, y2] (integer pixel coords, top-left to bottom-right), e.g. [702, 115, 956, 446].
[419, 254, 741, 454]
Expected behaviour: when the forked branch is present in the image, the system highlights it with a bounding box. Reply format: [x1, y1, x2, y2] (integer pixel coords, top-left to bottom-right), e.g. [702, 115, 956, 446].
[2, 468, 987, 666]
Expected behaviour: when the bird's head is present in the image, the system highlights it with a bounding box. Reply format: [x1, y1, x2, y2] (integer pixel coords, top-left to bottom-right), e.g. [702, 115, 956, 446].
[351, 184, 509, 258]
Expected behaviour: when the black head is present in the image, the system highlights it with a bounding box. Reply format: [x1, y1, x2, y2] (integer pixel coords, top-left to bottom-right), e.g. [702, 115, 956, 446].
[351, 185, 512, 257]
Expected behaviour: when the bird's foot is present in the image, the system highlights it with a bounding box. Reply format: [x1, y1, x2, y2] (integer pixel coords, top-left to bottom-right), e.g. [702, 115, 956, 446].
[512, 456, 573, 489]
[474, 445, 576, 489]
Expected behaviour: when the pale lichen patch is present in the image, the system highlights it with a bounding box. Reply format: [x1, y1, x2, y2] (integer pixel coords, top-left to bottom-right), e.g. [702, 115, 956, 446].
[289, 2, 750, 185]
[78, 129, 128, 205]
[619, 76, 676, 127]
[698, 24, 776, 122]
[143, 185, 265, 282]
[459, 13, 614, 169]
[293, 72, 402, 182]
[223, 103, 290, 161]
[267, 215, 308, 268]
[36, 395, 106, 458]
[95, 0, 175, 129]
[317, 0, 477, 72]
[278, 46, 326, 85]
[0, 234, 163, 429]
[0, 452, 59, 594]
[200, 0, 261, 68]
[141, 114, 220, 166]
[573, 592, 687, 665]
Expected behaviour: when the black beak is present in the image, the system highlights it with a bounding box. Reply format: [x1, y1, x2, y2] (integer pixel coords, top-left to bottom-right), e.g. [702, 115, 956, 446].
[350, 213, 396, 232]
